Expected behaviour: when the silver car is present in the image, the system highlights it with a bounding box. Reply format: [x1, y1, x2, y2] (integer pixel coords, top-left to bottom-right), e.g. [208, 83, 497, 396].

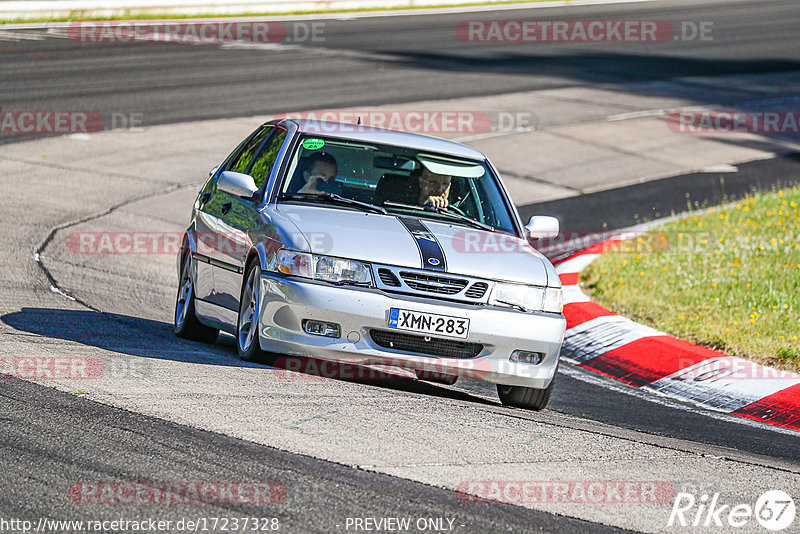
[174, 119, 565, 410]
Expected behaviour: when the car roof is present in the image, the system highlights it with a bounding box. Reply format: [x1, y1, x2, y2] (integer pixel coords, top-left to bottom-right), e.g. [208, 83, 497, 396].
[279, 119, 487, 161]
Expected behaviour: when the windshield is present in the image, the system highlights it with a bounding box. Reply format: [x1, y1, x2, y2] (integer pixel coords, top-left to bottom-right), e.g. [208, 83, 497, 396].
[278, 134, 517, 233]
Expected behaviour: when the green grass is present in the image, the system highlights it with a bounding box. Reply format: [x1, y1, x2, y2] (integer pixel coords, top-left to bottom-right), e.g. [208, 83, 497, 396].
[0, 0, 563, 24]
[581, 186, 800, 372]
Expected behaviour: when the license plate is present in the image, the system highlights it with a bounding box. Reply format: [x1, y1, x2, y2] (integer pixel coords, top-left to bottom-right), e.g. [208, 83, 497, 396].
[388, 308, 470, 339]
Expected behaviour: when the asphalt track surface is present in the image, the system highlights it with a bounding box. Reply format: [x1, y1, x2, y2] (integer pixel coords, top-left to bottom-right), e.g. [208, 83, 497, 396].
[1, 0, 799, 532]
[1, 0, 799, 143]
[2, 378, 628, 534]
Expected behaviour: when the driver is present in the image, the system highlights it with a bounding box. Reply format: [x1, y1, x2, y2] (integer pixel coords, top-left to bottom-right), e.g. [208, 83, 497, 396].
[416, 166, 451, 208]
[375, 166, 451, 208]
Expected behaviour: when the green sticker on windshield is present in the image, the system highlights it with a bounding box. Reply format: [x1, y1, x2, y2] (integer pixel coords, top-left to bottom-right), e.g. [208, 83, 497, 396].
[302, 138, 325, 150]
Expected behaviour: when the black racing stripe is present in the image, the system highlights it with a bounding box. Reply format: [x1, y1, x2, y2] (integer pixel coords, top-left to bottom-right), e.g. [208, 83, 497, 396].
[397, 217, 446, 272]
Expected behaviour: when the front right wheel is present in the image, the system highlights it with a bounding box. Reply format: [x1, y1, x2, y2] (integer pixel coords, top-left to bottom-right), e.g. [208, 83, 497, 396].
[237, 261, 265, 362]
[496, 373, 556, 411]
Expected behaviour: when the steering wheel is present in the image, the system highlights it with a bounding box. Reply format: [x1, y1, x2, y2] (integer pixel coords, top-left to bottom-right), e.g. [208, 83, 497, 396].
[446, 204, 467, 216]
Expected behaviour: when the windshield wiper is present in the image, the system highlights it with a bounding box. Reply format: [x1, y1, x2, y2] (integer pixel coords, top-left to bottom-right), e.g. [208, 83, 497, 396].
[382, 201, 496, 232]
[431, 206, 497, 232]
[281, 193, 387, 215]
[495, 299, 527, 312]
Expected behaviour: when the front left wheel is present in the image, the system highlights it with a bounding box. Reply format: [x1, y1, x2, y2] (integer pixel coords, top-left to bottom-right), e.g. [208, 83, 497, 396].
[174, 252, 219, 343]
[496, 372, 556, 411]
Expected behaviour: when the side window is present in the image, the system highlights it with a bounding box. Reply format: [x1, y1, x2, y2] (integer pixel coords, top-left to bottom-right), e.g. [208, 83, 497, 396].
[227, 126, 273, 174]
[248, 129, 288, 189]
[197, 176, 214, 204]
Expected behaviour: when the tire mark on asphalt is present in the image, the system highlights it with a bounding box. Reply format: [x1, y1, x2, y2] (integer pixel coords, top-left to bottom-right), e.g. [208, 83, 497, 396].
[496, 168, 583, 193]
[0, 154, 164, 182]
[32, 176, 199, 312]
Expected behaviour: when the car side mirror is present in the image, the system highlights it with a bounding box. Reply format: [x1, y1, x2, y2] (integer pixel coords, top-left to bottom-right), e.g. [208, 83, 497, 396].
[217, 171, 258, 199]
[525, 216, 559, 239]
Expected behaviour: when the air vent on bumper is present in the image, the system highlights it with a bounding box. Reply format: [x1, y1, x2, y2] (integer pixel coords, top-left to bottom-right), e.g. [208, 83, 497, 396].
[464, 282, 488, 299]
[377, 268, 401, 287]
[370, 329, 483, 358]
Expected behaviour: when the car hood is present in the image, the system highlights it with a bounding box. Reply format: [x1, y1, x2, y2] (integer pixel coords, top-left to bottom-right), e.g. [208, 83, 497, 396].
[273, 204, 555, 286]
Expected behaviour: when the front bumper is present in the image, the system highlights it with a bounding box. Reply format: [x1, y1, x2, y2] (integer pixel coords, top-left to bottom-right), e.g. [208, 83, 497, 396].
[258, 272, 566, 388]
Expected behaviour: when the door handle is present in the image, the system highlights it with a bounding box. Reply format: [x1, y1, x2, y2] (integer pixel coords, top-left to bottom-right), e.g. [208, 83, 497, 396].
[221, 202, 232, 215]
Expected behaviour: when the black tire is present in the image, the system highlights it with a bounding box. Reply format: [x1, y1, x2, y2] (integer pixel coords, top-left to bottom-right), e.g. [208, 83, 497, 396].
[496, 373, 557, 411]
[237, 260, 264, 362]
[415, 369, 458, 385]
[174, 252, 219, 343]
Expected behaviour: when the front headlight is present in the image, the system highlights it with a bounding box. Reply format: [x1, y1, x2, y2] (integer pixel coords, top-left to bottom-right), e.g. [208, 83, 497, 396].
[490, 282, 562, 313]
[314, 256, 372, 284]
[269, 249, 372, 285]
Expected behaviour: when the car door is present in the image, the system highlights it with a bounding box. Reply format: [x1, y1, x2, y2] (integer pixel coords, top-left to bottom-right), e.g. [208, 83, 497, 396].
[194, 125, 273, 309]
[191, 175, 218, 303]
[210, 126, 288, 312]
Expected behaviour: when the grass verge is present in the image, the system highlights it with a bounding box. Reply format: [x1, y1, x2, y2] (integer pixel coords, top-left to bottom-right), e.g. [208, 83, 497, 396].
[581, 186, 800, 372]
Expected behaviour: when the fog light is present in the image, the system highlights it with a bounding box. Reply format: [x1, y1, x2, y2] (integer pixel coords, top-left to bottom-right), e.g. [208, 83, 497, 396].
[303, 320, 341, 338]
[510, 350, 544, 365]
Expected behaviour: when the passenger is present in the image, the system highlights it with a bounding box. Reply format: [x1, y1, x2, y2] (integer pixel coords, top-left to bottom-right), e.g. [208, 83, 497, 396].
[297, 152, 339, 195]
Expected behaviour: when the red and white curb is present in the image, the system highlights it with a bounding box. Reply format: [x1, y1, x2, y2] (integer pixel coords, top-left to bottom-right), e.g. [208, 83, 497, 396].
[553, 236, 800, 432]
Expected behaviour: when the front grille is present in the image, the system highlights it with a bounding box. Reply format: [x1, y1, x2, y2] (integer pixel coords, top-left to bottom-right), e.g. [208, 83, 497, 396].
[370, 329, 483, 359]
[374, 264, 490, 303]
[399, 271, 468, 295]
[377, 268, 401, 287]
[464, 282, 488, 299]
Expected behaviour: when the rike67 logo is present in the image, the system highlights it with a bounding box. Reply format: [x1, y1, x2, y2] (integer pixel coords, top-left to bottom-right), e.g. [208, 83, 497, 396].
[668, 490, 795, 531]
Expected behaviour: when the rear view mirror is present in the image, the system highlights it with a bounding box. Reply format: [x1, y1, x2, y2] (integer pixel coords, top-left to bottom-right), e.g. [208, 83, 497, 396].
[525, 216, 559, 239]
[373, 155, 415, 171]
[217, 171, 258, 199]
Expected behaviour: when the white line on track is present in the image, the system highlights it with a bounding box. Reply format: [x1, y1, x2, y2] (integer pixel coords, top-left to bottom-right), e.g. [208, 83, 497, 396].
[0, 29, 49, 40]
[454, 126, 537, 143]
[607, 96, 800, 122]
